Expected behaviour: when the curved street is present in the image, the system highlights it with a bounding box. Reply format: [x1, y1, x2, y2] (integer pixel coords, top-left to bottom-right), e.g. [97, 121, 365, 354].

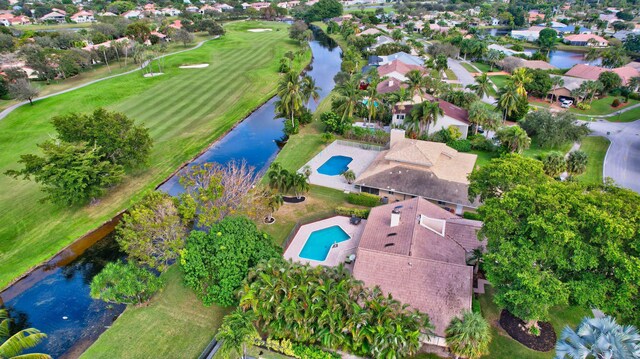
[446, 58, 640, 193]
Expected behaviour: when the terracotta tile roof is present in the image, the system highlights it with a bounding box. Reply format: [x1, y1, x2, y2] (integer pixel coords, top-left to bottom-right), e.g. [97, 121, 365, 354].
[564, 34, 608, 44]
[376, 78, 406, 94]
[377, 60, 424, 77]
[566, 64, 640, 85]
[395, 95, 470, 124]
[352, 198, 484, 336]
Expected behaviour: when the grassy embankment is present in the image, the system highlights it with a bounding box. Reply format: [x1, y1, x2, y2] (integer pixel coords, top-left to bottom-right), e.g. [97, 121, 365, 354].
[576, 136, 610, 185]
[0, 21, 310, 289]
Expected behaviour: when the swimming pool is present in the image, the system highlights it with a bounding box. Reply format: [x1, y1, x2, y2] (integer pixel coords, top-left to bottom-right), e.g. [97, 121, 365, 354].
[317, 155, 353, 176]
[299, 225, 350, 261]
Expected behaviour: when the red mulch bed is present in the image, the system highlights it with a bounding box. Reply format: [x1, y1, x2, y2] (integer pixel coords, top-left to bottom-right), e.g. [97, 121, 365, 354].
[499, 310, 556, 352]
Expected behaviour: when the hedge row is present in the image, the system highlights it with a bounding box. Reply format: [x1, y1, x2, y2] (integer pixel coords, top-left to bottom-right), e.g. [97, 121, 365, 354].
[346, 192, 381, 207]
[335, 207, 370, 219]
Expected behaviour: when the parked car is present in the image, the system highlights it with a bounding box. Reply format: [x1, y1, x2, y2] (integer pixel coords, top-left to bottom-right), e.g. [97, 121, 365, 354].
[560, 99, 573, 108]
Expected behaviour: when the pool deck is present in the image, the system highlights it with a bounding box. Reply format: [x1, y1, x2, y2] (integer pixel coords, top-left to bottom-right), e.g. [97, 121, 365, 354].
[300, 140, 382, 193]
[284, 216, 367, 268]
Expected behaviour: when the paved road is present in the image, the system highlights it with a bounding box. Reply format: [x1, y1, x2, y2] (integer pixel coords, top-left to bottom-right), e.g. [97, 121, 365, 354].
[0, 37, 218, 121]
[447, 58, 495, 105]
[587, 119, 640, 193]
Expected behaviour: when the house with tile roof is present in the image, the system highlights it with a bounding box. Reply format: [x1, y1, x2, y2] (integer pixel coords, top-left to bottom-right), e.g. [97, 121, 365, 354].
[376, 78, 407, 94]
[563, 34, 609, 47]
[377, 59, 425, 82]
[70, 10, 95, 23]
[40, 11, 66, 23]
[354, 129, 478, 214]
[379, 52, 424, 66]
[511, 26, 545, 41]
[565, 63, 640, 85]
[391, 94, 472, 139]
[352, 196, 484, 339]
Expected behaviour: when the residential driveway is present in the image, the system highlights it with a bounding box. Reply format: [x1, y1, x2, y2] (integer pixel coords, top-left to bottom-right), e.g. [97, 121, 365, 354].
[447, 58, 494, 105]
[587, 119, 640, 193]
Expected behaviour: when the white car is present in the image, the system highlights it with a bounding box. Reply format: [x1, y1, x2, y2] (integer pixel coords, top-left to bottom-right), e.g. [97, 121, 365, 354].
[560, 99, 573, 108]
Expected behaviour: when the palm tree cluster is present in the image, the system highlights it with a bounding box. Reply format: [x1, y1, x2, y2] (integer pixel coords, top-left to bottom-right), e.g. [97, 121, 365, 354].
[0, 309, 50, 359]
[445, 311, 492, 359]
[238, 259, 433, 359]
[275, 70, 320, 129]
[496, 68, 532, 121]
[555, 315, 640, 359]
[406, 100, 443, 137]
[267, 162, 310, 199]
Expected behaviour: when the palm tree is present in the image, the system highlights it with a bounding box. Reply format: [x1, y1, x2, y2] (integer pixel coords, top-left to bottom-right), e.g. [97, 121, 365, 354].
[555, 315, 640, 359]
[550, 76, 565, 103]
[275, 71, 304, 128]
[409, 101, 443, 136]
[497, 83, 521, 121]
[332, 76, 365, 121]
[404, 69, 425, 101]
[388, 87, 411, 110]
[289, 172, 309, 199]
[467, 73, 492, 99]
[365, 79, 383, 123]
[446, 311, 492, 359]
[484, 49, 503, 72]
[628, 76, 640, 92]
[216, 308, 257, 359]
[0, 309, 50, 359]
[468, 101, 503, 135]
[566, 150, 588, 176]
[510, 68, 532, 97]
[301, 75, 320, 106]
[266, 192, 283, 222]
[343, 169, 356, 184]
[496, 125, 531, 154]
[267, 162, 291, 194]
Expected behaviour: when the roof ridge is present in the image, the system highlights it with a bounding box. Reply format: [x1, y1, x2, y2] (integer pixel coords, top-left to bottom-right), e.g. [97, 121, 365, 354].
[357, 247, 473, 269]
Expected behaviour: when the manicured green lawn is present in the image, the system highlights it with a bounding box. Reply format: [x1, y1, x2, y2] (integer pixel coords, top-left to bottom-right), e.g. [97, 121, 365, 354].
[523, 138, 573, 159]
[461, 62, 478, 73]
[470, 150, 499, 168]
[478, 287, 591, 359]
[81, 266, 231, 359]
[489, 75, 509, 89]
[15, 22, 93, 31]
[472, 62, 493, 73]
[576, 136, 610, 185]
[0, 21, 310, 289]
[606, 105, 640, 122]
[445, 69, 458, 81]
[570, 97, 639, 116]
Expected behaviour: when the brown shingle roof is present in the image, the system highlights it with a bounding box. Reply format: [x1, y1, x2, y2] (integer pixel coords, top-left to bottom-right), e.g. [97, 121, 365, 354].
[376, 78, 407, 94]
[352, 198, 484, 336]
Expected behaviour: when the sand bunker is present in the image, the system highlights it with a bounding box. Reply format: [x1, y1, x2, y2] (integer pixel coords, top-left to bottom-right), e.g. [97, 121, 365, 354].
[248, 28, 272, 32]
[179, 64, 210, 69]
[143, 72, 164, 78]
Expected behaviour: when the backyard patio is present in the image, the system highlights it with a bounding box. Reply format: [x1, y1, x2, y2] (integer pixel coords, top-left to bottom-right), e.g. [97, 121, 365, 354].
[300, 140, 382, 192]
[283, 216, 366, 268]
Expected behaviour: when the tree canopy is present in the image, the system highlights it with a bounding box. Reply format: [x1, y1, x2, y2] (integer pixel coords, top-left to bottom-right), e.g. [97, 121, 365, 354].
[479, 181, 640, 327]
[519, 110, 590, 148]
[181, 216, 281, 307]
[302, 0, 343, 22]
[52, 108, 152, 169]
[90, 261, 163, 305]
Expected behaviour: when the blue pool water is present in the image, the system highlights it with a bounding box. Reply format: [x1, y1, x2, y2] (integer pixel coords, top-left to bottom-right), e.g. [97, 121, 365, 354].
[317, 155, 353, 176]
[299, 226, 350, 261]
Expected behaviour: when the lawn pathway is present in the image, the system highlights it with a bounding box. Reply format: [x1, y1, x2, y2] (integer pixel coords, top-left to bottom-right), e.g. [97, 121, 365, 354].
[0, 36, 218, 121]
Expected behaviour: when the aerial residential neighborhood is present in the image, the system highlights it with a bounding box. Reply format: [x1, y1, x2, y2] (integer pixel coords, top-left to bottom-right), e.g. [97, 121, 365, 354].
[0, 0, 639, 358]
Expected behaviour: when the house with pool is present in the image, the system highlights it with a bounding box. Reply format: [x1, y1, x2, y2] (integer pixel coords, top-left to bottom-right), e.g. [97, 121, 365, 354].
[354, 129, 478, 215]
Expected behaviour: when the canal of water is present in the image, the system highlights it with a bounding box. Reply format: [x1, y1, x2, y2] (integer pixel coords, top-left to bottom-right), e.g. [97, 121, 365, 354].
[0, 29, 341, 358]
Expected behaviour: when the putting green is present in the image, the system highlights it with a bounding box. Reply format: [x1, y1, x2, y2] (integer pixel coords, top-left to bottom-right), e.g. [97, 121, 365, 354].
[0, 21, 310, 288]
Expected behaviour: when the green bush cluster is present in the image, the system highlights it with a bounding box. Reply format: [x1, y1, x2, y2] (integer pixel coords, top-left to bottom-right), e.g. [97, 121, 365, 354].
[469, 135, 496, 152]
[293, 344, 341, 359]
[447, 139, 472, 152]
[346, 192, 380, 207]
[335, 206, 370, 218]
[463, 211, 483, 220]
[343, 127, 389, 145]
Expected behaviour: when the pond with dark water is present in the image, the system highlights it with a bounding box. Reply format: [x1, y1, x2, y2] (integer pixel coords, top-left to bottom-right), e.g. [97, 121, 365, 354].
[0, 29, 341, 358]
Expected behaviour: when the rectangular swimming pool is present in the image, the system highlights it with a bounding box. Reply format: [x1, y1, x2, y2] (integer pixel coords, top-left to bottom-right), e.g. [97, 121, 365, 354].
[299, 225, 350, 261]
[317, 155, 353, 176]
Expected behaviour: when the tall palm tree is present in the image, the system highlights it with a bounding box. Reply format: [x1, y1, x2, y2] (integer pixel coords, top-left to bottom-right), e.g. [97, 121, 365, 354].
[497, 83, 521, 121]
[550, 76, 565, 103]
[332, 76, 365, 121]
[388, 87, 411, 110]
[468, 101, 502, 135]
[289, 173, 310, 199]
[467, 73, 492, 99]
[409, 101, 443, 136]
[266, 192, 283, 222]
[266, 162, 291, 194]
[365, 82, 382, 124]
[555, 315, 640, 359]
[445, 311, 492, 359]
[301, 75, 320, 105]
[404, 69, 425, 101]
[0, 309, 50, 359]
[510, 68, 532, 97]
[275, 71, 304, 127]
[216, 308, 257, 359]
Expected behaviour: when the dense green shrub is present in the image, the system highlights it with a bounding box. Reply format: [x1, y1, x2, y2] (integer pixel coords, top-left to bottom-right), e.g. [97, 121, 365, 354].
[90, 261, 164, 305]
[346, 192, 380, 207]
[299, 108, 313, 125]
[469, 135, 496, 152]
[576, 102, 591, 110]
[472, 297, 482, 313]
[612, 98, 621, 107]
[343, 127, 389, 145]
[293, 344, 341, 359]
[181, 216, 281, 306]
[463, 211, 483, 220]
[447, 139, 472, 152]
[335, 206, 370, 218]
[320, 111, 350, 134]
